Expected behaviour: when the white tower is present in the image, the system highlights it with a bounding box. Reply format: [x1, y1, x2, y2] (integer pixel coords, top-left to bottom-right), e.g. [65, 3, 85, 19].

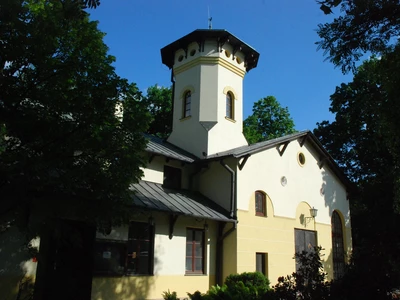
[161, 30, 259, 158]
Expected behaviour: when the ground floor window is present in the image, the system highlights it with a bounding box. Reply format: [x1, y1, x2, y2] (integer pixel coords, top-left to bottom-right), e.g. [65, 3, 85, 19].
[294, 228, 317, 271]
[93, 221, 154, 276]
[186, 228, 204, 274]
[256, 252, 268, 276]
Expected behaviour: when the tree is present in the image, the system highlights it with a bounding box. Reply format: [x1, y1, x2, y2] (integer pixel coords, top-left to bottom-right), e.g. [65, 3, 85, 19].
[0, 0, 149, 239]
[243, 96, 296, 144]
[143, 85, 172, 138]
[316, 0, 400, 73]
[314, 52, 400, 298]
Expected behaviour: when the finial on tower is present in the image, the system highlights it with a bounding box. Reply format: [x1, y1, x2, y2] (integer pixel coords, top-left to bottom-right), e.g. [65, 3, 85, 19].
[208, 6, 212, 29]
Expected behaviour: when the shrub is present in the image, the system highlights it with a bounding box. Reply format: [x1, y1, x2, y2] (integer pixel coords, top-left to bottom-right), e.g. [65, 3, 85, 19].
[162, 289, 179, 300]
[272, 246, 330, 300]
[187, 290, 204, 300]
[225, 271, 270, 295]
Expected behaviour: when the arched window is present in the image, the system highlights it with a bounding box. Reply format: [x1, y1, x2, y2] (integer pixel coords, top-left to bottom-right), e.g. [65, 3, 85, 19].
[226, 92, 234, 119]
[255, 191, 266, 217]
[183, 91, 191, 118]
[332, 211, 345, 279]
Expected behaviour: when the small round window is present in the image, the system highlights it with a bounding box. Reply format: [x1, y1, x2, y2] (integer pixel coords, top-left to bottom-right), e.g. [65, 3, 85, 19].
[236, 57, 242, 64]
[190, 49, 196, 56]
[225, 50, 231, 58]
[298, 152, 306, 166]
[178, 55, 184, 62]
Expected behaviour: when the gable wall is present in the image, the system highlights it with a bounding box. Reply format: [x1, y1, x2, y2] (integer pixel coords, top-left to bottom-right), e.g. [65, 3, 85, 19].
[235, 139, 352, 283]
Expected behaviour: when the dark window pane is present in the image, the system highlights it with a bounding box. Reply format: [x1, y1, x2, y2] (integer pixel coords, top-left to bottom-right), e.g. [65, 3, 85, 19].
[195, 230, 203, 242]
[195, 258, 203, 271]
[186, 243, 192, 255]
[186, 258, 192, 271]
[195, 243, 203, 256]
[163, 166, 182, 189]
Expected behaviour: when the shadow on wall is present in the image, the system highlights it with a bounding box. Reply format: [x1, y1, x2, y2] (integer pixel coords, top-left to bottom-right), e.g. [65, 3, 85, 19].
[91, 276, 156, 300]
[0, 226, 37, 300]
[91, 243, 161, 300]
[321, 171, 351, 227]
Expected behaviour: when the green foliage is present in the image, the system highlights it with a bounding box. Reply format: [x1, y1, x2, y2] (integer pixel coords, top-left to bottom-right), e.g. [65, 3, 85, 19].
[143, 85, 173, 138]
[243, 96, 296, 144]
[314, 49, 400, 296]
[316, 0, 400, 73]
[187, 290, 204, 300]
[272, 247, 330, 300]
[162, 290, 179, 300]
[0, 0, 149, 239]
[225, 271, 270, 295]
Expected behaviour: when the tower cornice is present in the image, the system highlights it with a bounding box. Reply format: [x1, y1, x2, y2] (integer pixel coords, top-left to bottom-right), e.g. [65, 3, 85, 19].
[161, 29, 259, 72]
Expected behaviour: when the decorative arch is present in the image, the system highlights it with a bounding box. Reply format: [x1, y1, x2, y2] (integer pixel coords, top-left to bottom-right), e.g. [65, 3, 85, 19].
[222, 86, 238, 100]
[332, 210, 345, 279]
[180, 85, 195, 98]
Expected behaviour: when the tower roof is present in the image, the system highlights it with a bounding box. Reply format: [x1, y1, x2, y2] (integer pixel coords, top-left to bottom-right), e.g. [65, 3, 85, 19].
[161, 29, 260, 72]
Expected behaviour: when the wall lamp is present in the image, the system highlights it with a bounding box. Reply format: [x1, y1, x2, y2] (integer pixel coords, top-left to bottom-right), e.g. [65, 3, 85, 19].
[305, 207, 318, 226]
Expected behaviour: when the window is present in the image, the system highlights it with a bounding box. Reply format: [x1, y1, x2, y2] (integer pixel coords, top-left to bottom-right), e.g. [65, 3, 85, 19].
[163, 165, 182, 189]
[183, 91, 191, 118]
[186, 228, 204, 274]
[332, 211, 345, 279]
[226, 92, 234, 119]
[255, 191, 266, 216]
[256, 253, 268, 276]
[93, 222, 154, 276]
[294, 229, 316, 271]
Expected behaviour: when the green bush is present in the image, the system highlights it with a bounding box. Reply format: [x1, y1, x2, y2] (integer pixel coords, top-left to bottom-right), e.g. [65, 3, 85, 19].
[187, 290, 204, 300]
[225, 271, 270, 296]
[162, 289, 179, 300]
[272, 246, 330, 300]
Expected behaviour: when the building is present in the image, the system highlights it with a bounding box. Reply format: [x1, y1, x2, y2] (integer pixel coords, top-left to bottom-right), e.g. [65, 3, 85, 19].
[1, 29, 352, 300]
[91, 29, 352, 299]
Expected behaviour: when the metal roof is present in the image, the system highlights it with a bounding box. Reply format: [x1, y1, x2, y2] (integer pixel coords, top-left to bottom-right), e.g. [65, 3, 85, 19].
[145, 134, 198, 163]
[130, 180, 234, 222]
[160, 29, 260, 72]
[205, 131, 311, 159]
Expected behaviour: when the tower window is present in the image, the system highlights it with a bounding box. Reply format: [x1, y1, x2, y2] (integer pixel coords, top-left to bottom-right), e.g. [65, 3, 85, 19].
[226, 92, 234, 119]
[183, 91, 191, 118]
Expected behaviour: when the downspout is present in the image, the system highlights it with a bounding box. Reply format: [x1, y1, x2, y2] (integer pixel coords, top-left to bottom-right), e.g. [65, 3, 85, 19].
[170, 69, 175, 136]
[220, 159, 236, 219]
[216, 221, 237, 285]
[217, 159, 238, 284]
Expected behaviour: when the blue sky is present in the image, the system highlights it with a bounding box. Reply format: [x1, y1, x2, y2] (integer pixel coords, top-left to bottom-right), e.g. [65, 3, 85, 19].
[89, 0, 352, 131]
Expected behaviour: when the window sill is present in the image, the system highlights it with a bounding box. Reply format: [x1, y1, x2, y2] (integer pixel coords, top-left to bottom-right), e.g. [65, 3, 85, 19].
[180, 116, 191, 122]
[185, 273, 207, 276]
[225, 117, 236, 123]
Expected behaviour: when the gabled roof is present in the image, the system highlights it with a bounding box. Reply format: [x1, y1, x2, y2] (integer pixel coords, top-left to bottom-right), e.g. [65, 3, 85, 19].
[144, 131, 354, 191]
[205, 131, 310, 159]
[161, 29, 260, 72]
[130, 180, 233, 222]
[145, 134, 198, 163]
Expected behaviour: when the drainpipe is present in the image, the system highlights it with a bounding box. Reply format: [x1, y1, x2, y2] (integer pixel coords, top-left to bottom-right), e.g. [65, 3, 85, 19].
[169, 69, 175, 137]
[220, 159, 236, 219]
[216, 221, 237, 285]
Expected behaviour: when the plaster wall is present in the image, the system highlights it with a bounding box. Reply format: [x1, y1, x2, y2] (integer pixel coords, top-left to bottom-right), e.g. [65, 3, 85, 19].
[93, 213, 218, 299]
[236, 139, 351, 226]
[233, 139, 352, 283]
[141, 156, 193, 189]
[167, 40, 248, 158]
[197, 159, 234, 212]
